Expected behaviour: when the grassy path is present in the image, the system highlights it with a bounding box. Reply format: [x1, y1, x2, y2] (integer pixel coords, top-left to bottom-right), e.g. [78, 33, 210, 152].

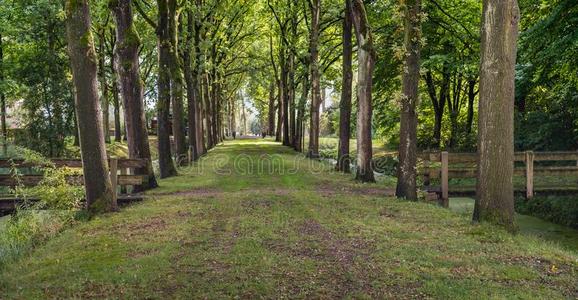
[0, 139, 576, 299]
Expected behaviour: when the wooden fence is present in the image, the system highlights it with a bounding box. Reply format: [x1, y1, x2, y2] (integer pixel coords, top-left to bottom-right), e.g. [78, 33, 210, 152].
[0, 158, 147, 212]
[419, 151, 578, 206]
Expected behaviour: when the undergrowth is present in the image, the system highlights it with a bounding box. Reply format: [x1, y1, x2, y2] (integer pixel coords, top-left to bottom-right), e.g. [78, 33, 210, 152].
[0, 147, 83, 267]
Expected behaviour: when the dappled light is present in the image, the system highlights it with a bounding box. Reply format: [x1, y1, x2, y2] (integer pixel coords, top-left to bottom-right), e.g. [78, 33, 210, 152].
[0, 0, 576, 297]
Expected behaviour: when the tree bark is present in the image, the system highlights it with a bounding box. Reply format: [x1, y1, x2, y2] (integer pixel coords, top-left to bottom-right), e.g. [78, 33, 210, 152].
[473, 0, 519, 230]
[396, 0, 421, 199]
[110, 56, 122, 143]
[65, 0, 116, 213]
[267, 81, 276, 136]
[73, 113, 80, 146]
[97, 35, 111, 144]
[156, 0, 177, 178]
[466, 78, 477, 134]
[203, 73, 213, 148]
[110, 0, 158, 191]
[168, 0, 187, 160]
[0, 33, 7, 149]
[193, 6, 205, 156]
[280, 48, 290, 146]
[307, 0, 321, 158]
[288, 53, 296, 146]
[184, 7, 198, 161]
[295, 72, 310, 152]
[350, 0, 375, 182]
[448, 72, 463, 149]
[275, 78, 283, 142]
[336, 0, 353, 173]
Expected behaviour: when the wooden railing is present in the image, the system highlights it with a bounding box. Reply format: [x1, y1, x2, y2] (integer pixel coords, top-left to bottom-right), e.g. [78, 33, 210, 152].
[419, 151, 578, 206]
[0, 158, 147, 211]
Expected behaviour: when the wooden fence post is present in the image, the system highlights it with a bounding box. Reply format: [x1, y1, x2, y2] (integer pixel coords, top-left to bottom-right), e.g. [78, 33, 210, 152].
[441, 151, 449, 207]
[525, 151, 534, 199]
[109, 158, 118, 205]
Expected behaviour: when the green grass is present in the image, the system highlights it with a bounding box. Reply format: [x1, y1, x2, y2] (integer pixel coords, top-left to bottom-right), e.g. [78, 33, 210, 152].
[0, 139, 577, 298]
[310, 136, 391, 154]
[450, 198, 578, 252]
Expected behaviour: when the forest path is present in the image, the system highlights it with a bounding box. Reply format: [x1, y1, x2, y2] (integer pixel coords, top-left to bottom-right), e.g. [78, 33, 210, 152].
[0, 139, 577, 298]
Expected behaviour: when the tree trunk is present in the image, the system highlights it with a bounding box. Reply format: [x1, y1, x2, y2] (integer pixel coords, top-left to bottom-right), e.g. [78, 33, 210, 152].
[156, 0, 177, 178]
[196, 79, 205, 153]
[336, 0, 353, 173]
[203, 73, 213, 148]
[295, 72, 310, 152]
[226, 96, 237, 138]
[110, 56, 122, 143]
[73, 113, 80, 146]
[110, 0, 158, 191]
[350, 0, 375, 183]
[473, 0, 519, 230]
[97, 36, 110, 144]
[425, 69, 448, 149]
[448, 73, 463, 149]
[0, 33, 7, 150]
[193, 10, 205, 156]
[288, 52, 296, 146]
[65, 0, 116, 213]
[396, 0, 421, 199]
[275, 79, 282, 142]
[466, 78, 476, 134]
[168, 0, 187, 160]
[267, 81, 276, 136]
[184, 7, 198, 161]
[307, 0, 321, 158]
[280, 49, 290, 146]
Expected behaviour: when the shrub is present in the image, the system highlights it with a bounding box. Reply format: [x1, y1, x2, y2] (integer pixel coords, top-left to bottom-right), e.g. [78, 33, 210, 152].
[372, 155, 398, 176]
[0, 147, 83, 267]
[515, 195, 578, 229]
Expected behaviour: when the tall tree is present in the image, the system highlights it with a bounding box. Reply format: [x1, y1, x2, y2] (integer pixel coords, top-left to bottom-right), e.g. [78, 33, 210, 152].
[96, 26, 111, 144]
[350, 0, 375, 182]
[336, 0, 353, 173]
[110, 0, 158, 191]
[295, 72, 309, 152]
[168, 0, 187, 160]
[65, 0, 116, 213]
[183, 5, 198, 161]
[110, 53, 122, 142]
[280, 46, 290, 146]
[396, 0, 421, 200]
[307, 0, 321, 158]
[473, 0, 519, 229]
[157, 0, 178, 178]
[267, 81, 276, 136]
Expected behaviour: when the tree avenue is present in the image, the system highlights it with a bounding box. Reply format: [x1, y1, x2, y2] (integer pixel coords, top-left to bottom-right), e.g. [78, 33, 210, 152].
[1, 0, 577, 297]
[0, 0, 568, 231]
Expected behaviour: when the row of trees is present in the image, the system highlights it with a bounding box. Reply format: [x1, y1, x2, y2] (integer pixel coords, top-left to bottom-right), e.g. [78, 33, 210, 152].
[2, 0, 574, 229]
[253, 0, 520, 228]
[63, 0, 259, 213]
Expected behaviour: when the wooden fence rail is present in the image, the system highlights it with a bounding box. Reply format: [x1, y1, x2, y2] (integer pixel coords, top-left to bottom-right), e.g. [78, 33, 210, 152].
[0, 158, 147, 213]
[419, 151, 578, 206]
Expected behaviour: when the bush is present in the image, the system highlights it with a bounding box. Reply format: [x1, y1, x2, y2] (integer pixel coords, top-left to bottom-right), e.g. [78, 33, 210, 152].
[515, 195, 578, 229]
[372, 155, 398, 176]
[0, 147, 83, 267]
